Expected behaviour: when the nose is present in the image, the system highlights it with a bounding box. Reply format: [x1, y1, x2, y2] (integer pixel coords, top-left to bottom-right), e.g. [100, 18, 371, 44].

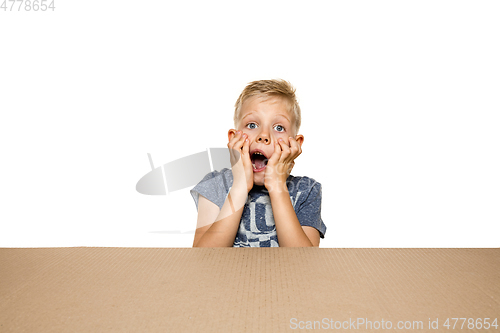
[256, 131, 271, 144]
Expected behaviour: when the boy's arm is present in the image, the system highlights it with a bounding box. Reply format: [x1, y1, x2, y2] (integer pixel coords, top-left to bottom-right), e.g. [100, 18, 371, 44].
[193, 129, 254, 247]
[192, 185, 248, 247]
[265, 137, 320, 247]
[269, 190, 320, 247]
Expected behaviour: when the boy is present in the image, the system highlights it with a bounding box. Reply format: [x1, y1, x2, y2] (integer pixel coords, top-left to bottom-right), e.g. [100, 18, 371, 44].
[191, 79, 326, 247]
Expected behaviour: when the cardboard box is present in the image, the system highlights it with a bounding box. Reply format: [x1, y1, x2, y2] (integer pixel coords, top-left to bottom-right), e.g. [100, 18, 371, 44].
[1, 248, 498, 332]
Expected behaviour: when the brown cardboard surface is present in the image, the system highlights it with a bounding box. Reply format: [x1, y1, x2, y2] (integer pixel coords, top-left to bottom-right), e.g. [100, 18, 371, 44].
[0, 248, 499, 332]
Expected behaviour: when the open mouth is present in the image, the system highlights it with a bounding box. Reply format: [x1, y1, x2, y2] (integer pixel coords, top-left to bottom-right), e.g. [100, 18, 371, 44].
[251, 150, 268, 172]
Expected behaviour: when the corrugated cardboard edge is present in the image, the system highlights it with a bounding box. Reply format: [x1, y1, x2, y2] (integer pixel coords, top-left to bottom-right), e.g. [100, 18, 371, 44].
[1, 248, 499, 332]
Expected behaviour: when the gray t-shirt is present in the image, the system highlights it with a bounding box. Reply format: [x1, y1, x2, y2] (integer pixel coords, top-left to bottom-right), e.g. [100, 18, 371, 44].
[190, 168, 326, 247]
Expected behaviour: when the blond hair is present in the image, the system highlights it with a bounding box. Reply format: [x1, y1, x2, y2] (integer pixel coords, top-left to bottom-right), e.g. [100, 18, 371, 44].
[234, 79, 301, 133]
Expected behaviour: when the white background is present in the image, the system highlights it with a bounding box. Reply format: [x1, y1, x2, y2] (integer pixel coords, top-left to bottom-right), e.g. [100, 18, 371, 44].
[1, 1, 498, 248]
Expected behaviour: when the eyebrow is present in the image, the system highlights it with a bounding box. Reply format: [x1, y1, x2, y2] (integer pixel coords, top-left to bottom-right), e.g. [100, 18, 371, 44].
[241, 112, 291, 123]
[275, 113, 291, 123]
[241, 112, 255, 121]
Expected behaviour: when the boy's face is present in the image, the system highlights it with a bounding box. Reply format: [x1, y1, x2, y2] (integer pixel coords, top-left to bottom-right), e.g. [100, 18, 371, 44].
[233, 95, 304, 186]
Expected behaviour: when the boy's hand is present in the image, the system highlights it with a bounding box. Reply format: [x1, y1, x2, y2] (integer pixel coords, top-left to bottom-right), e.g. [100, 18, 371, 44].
[264, 136, 302, 193]
[228, 129, 253, 193]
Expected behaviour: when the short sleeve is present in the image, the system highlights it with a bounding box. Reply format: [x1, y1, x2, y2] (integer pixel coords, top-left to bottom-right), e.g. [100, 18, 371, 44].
[190, 168, 232, 210]
[295, 181, 327, 239]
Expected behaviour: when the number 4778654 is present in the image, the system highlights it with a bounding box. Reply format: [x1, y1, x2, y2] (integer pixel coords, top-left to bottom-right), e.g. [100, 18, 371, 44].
[1, 0, 55, 11]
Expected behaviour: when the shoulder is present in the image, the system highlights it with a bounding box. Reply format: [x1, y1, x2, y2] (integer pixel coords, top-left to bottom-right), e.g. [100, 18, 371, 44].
[287, 175, 326, 238]
[287, 174, 322, 194]
[190, 168, 233, 210]
[199, 168, 233, 184]
[286, 174, 322, 210]
[194, 168, 233, 194]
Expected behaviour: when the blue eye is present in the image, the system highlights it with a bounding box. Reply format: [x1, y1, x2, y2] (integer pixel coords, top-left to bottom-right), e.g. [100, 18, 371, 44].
[274, 125, 285, 132]
[247, 123, 257, 129]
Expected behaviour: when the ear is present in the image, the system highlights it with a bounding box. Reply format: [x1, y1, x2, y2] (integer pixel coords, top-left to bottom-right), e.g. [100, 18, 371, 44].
[295, 134, 304, 148]
[228, 129, 237, 142]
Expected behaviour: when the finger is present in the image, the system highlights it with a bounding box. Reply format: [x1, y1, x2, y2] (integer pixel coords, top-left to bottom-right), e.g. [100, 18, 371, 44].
[268, 140, 282, 165]
[229, 131, 245, 150]
[235, 131, 246, 148]
[241, 135, 251, 161]
[228, 131, 244, 166]
[288, 137, 301, 158]
[278, 138, 291, 161]
[228, 130, 240, 145]
[228, 129, 240, 142]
